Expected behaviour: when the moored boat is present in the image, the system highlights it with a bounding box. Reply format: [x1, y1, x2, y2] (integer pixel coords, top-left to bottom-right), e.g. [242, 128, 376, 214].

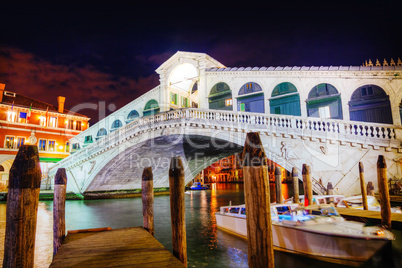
[337, 195, 402, 213]
[189, 182, 208, 190]
[215, 203, 395, 266]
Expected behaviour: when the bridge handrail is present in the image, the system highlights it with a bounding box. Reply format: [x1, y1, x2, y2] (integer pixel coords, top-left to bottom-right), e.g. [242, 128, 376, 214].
[50, 108, 402, 174]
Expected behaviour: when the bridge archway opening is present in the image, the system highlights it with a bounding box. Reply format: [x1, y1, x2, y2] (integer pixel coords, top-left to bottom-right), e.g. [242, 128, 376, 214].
[143, 99, 160, 116]
[126, 110, 140, 123]
[306, 83, 343, 119]
[168, 63, 199, 109]
[237, 82, 264, 113]
[270, 82, 301, 116]
[208, 82, 233, 111]
[111, 119, 123, 131]
[0, 159, 13, 191]
[349, 84, 393, 124]
[96, 128, 108, 140]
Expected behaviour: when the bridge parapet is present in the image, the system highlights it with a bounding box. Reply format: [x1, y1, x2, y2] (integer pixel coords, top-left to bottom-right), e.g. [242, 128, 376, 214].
[49, 108, 402, 182]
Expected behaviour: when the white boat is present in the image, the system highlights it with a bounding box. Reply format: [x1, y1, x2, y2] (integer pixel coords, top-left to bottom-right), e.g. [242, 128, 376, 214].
[337, 195, 402, 213]
[215, 203, 395, 266]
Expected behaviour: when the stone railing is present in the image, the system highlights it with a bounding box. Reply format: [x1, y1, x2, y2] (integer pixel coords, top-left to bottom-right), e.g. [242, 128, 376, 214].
[49, 108, 402, 177]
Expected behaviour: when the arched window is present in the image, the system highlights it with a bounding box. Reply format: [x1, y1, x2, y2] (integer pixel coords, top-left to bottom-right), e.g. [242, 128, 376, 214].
[270, 82, 301, 116]
[127, 110, 140, 122]
[237, 82, 264, 113]
[96, 128, 108, 140]
[349, 85, 392, 124]
[0, 165, 4, 172]
[111, 119, 123, 131]
[208, 82, 232, 110]
[306, 83, 343, 119]
[143, 99, 160, 116]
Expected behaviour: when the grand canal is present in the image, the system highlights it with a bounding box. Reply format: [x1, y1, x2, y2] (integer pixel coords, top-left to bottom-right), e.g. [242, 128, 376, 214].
[0, 183, 401, 267]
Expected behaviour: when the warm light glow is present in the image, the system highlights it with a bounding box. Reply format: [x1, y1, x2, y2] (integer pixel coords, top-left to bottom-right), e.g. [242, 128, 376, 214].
[58, 145, 63, 150]
[168, 63, 198, 93]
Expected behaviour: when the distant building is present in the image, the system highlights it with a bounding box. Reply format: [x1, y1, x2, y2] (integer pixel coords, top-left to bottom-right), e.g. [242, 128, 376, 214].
[0, 83, 90, 190]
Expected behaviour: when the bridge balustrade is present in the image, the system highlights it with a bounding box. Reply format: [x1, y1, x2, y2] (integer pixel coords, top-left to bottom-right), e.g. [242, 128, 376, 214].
[51, 108, 402, 176]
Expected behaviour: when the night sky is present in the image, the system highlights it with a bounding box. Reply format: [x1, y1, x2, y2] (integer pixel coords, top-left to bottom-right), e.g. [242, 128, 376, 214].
[1, 2, 402, 124]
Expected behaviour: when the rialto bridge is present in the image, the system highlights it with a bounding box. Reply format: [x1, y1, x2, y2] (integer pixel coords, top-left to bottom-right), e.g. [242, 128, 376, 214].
[47, 51, 402, 197]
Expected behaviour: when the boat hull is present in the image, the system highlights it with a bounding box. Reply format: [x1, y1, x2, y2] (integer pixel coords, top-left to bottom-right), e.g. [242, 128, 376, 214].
[215, 213, 389, 266]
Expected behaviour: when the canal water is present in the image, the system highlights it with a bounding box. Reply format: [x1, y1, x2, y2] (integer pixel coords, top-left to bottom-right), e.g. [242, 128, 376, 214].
[0, 183, 401, 267]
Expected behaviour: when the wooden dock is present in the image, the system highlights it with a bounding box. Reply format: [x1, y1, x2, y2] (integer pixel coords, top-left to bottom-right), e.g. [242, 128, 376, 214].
[336, 207, 402, 230]
[50, 227, 185, 267]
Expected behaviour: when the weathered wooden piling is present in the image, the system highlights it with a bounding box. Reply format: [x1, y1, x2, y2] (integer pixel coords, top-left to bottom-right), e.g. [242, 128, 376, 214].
[53, 168, 67, 257]
[243, 132, 274, 268]
[377, 155, 392, 230]
[142, 167, 154, 236]
[275, 166, 283, 204]
[292, 167, 299, 203]
[169, 157, 187, 267]
[326, 182, 334, 203]
[302, 164, 313, 206]
[3, 145, 41, 268]
[367, 181, 375, 196]
[358, 162, 369, 210]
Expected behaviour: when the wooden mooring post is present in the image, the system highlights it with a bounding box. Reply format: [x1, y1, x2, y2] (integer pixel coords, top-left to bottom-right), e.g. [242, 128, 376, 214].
[275, 166, 283, 204]
[53, 168, 67, 257]
[302, 164, 313, 206]
[292, 167, 299, 203]
[142, 167, 154, 236]
[377, 155, 391, 230]
[169, 157, 187, 267]
[358, 162, 369, 210]
[243, 132, 274, 268]
[3, 145, 41, 268]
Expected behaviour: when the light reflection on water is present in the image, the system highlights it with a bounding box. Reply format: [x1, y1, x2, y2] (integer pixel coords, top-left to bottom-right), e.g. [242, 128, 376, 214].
[0, 183, 401, 268]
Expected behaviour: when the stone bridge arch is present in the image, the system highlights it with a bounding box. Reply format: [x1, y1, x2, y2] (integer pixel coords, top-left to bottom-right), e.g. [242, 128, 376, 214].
[49, 108, 402, 197]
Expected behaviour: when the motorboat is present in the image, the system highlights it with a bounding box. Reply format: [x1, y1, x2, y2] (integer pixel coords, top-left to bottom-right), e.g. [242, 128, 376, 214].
[189, 182, 208, 190]
[215, 203, 394, 266]
[337, 195, 402, 213]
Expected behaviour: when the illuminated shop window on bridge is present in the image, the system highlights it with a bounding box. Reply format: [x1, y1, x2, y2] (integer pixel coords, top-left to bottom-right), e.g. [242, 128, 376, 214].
[96, 128, 108, 140]
[237, 82, 264, 113]
[111, 119, 123, 131]
[270, 82, 301, 116]
[306, 83, 343, 119]
[208, 82, 232, 111]
[349, 84, 393, 124]
[126, 110, 139, 123]
[143, 99, 160, 116]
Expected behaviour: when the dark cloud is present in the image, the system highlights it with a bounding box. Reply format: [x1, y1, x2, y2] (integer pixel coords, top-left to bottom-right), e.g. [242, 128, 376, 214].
[0, 46, 159, 123]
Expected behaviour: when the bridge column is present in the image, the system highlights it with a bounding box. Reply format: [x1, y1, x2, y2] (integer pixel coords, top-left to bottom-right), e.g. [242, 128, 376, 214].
[158, 73, 170, 112]
[198, 62, 208, 109]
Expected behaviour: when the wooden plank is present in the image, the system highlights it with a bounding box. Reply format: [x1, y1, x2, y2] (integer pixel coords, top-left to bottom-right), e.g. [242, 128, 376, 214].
[50, 227, 185, 267]
[336, 207, 402, 230]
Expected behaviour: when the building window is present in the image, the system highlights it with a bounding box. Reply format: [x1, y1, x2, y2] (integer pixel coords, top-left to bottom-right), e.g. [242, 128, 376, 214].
[16, 137, 25, 148]
[170, 92, 178, 105]
[181, 96, 189, 108]
[38, 139, 47, 151]
[39, 116, 47, 126]
[48, 140, 56, 151]
[7, 111, 17, 122]
[66, 119, 74, 129]
[19, 112, 27, 123]
[76, 121, 82, 131]
[5, 136, 15, 149]
[225, 99, 233, 106]
[49, 116, 57, 128]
